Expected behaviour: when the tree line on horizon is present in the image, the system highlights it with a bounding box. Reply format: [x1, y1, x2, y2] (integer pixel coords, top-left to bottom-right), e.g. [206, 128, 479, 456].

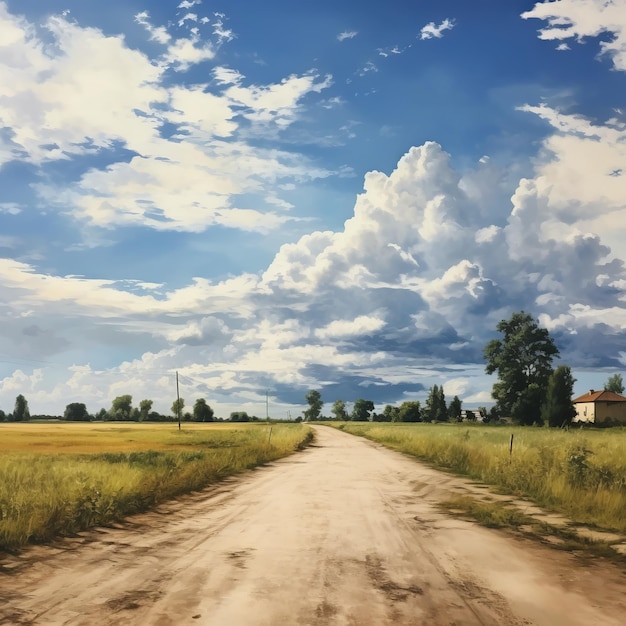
[301, 387, 480, 423]
[302, 311, 624, 427]
[1, 311, 624, 426]
[0, 395, 246, 423]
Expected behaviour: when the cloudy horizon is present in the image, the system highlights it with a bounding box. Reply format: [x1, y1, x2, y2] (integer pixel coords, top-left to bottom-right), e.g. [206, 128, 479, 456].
[1, 0, 625, 419]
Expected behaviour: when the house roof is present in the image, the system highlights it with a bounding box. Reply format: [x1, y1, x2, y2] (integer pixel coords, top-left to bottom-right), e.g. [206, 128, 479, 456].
[573, 389, 626, 403]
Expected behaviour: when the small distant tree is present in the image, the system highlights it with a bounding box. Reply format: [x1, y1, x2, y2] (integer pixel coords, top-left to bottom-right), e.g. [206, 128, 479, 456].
[304, 390, 323, 421]
[351, 399, 374, 421]
[230, 411, 250, 422]
[111, 395, 133, 421]
[171, 397, 185, 420]
[139, 399, 153, 421]
[331, 399, 349, 421]
[448, 395, 462, 421]
[95, 408, 108, 421]
[604, 373, 624, 395]
[424, 385, 441, 422]
[193, 398, 214, 422]
[436, 386, 448, 421]
[13, 395, 30, 422]
[541, 365, 577, 427]
[382, 404, 400, 422]
[397, 401, 421, 422]
[63, 402, 89, 421]
[0, 409, 6, 422]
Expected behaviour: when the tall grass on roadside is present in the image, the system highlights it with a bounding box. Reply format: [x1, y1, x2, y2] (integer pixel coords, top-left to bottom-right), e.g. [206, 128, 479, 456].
[332, 422, 626, 532]
[0, 423, 312, 550]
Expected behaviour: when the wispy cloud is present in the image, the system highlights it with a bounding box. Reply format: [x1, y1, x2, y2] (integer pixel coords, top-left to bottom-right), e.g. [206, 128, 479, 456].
[377, 45, 403, 58]
[135, 10, 216, 70]
[522, 0, 626, 71]
[213, 14, 235, 44]
[337, 30, 358, 42]
[135, 11, 171, 44]
[357, 61, 378, 77]
[420, 18, 455, 40]
[178, 12, 198, 27]
[178, 0, 201, 8]
[0, 202, 21, 215]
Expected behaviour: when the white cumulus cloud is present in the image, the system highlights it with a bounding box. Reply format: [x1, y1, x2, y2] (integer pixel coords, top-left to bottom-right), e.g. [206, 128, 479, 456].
[523, 0, 626, 71]
[420, 18, 455, 40]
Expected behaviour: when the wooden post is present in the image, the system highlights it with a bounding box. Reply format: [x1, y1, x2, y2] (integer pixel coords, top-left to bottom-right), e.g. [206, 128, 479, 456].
[509, 433, 514, 460]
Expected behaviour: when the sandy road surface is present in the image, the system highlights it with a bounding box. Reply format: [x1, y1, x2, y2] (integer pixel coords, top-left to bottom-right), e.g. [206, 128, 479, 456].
[1, 426, 625, 626]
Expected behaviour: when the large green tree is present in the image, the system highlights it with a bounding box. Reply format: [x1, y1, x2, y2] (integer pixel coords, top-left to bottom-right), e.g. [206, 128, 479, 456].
[304, 390, 323, 421]
[111, 395, 133, 421]
[397, 401, 421, 422]
[13, 394, 30, 422]
[604, 373, 624, 395]
[541, 365, 577, 427]
[193, 398, 214, 422]
[484, 311, 559, 425]
[64, 402, 89, 421]
[351, 399, 374, 421]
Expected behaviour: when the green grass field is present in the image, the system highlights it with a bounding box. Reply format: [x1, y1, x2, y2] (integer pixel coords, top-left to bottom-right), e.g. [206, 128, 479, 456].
[331, 422, 626, 533]
[0, 422, 312, 550]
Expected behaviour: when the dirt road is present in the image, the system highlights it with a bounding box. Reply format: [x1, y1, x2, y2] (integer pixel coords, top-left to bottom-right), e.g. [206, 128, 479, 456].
[1, 426, 625, 626]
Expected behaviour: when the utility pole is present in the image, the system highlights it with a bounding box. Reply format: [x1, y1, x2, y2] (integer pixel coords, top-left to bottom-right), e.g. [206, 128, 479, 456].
[176, 371, 181, 431]
[266, 389, 269, 423]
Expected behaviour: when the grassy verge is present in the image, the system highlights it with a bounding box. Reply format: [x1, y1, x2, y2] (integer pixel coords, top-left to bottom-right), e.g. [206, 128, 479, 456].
[439, 495, 623, 562]
[0, 422, 312, 551]
[330, 422, 626, 533]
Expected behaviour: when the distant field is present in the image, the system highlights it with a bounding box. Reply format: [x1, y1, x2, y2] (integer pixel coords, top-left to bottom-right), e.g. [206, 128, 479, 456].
[0, 422, 312, 550]
[330, 422, 626, 533]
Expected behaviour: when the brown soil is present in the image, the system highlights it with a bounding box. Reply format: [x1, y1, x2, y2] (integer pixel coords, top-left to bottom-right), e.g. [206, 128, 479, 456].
[1, 425, 624, 625]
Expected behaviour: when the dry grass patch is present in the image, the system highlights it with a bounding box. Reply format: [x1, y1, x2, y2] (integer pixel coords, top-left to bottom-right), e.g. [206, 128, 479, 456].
[0, 422, 312, 550]
[331, 422, 626, 533]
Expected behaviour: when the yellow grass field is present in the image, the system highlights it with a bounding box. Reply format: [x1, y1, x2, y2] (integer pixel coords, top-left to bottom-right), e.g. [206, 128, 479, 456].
[331, 422, 626, 533]
[0, 421, 312, 550]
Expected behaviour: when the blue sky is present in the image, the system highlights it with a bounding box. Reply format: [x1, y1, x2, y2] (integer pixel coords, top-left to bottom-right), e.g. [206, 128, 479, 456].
[0, 0, 625, 418]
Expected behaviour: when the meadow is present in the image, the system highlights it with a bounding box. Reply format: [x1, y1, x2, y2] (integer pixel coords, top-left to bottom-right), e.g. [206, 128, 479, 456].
[0, 421, 312, 550]
[332, 422, 626, 533]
